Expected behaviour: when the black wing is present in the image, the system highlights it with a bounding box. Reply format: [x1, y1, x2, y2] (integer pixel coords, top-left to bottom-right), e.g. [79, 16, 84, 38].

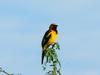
[41, 30, 51, 64]
[41, 30, 51, 49]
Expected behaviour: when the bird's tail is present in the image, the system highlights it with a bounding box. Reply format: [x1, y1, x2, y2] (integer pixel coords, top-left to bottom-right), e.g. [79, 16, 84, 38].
[41, 50, 45, 64]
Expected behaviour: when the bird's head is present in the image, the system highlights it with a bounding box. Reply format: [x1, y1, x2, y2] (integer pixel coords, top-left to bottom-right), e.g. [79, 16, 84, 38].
[49, 23, 58, 30]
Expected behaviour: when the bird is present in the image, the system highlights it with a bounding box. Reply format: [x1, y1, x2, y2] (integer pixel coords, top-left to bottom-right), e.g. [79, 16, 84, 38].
[41, 23, 58, 64]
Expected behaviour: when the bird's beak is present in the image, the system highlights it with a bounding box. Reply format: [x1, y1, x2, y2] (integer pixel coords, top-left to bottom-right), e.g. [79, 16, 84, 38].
[56, 25, 58, 27]
[54, 24, 58, 26]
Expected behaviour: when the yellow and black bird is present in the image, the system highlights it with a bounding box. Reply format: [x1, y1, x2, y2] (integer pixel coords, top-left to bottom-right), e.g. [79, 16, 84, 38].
[41, 23, 58, 64]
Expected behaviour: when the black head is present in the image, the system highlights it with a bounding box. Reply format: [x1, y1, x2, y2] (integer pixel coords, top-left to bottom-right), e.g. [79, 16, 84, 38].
[49, 23, 58, 30]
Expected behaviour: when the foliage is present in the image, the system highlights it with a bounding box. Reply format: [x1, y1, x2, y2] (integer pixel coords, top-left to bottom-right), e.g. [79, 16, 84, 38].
[0, 43, 61, 75]
[42, 43, 61, 75]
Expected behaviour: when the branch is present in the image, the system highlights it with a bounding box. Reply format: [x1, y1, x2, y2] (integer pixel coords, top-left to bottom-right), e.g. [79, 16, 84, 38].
[42, 43, 61, 75]
[0, 67, 20, 75]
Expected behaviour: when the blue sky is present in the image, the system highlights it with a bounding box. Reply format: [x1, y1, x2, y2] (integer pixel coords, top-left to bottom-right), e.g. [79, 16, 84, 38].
[0, 0, 100, 75]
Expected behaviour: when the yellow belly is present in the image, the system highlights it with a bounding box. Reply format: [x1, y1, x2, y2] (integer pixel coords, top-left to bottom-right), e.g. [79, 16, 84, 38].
[48, 31, 58, 44]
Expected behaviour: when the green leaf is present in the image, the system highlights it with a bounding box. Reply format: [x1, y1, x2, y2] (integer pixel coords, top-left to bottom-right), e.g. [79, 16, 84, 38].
[42, 43, 61, 75]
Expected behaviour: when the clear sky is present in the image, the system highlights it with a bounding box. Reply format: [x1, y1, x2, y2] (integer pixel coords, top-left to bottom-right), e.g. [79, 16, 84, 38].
[0, 0, 100, 75]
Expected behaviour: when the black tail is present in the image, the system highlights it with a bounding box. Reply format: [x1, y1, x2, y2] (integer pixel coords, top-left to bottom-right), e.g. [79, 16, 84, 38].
[41, 51, 45, 64]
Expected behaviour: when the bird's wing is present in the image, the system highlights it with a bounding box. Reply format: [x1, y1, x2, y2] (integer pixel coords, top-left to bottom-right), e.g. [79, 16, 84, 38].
[41, 30, 51, 64]
[41, 30, 51, 49]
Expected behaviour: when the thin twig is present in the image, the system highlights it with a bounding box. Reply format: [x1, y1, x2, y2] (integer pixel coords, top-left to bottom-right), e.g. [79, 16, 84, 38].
[0, 67, 10, 75]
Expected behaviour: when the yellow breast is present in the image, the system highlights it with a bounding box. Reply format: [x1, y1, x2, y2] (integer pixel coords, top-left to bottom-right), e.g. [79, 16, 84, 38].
[48, 30, 58, 44]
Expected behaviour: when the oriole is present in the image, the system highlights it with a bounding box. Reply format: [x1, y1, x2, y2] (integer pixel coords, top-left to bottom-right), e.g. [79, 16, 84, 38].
[41, 23, 58, 64]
